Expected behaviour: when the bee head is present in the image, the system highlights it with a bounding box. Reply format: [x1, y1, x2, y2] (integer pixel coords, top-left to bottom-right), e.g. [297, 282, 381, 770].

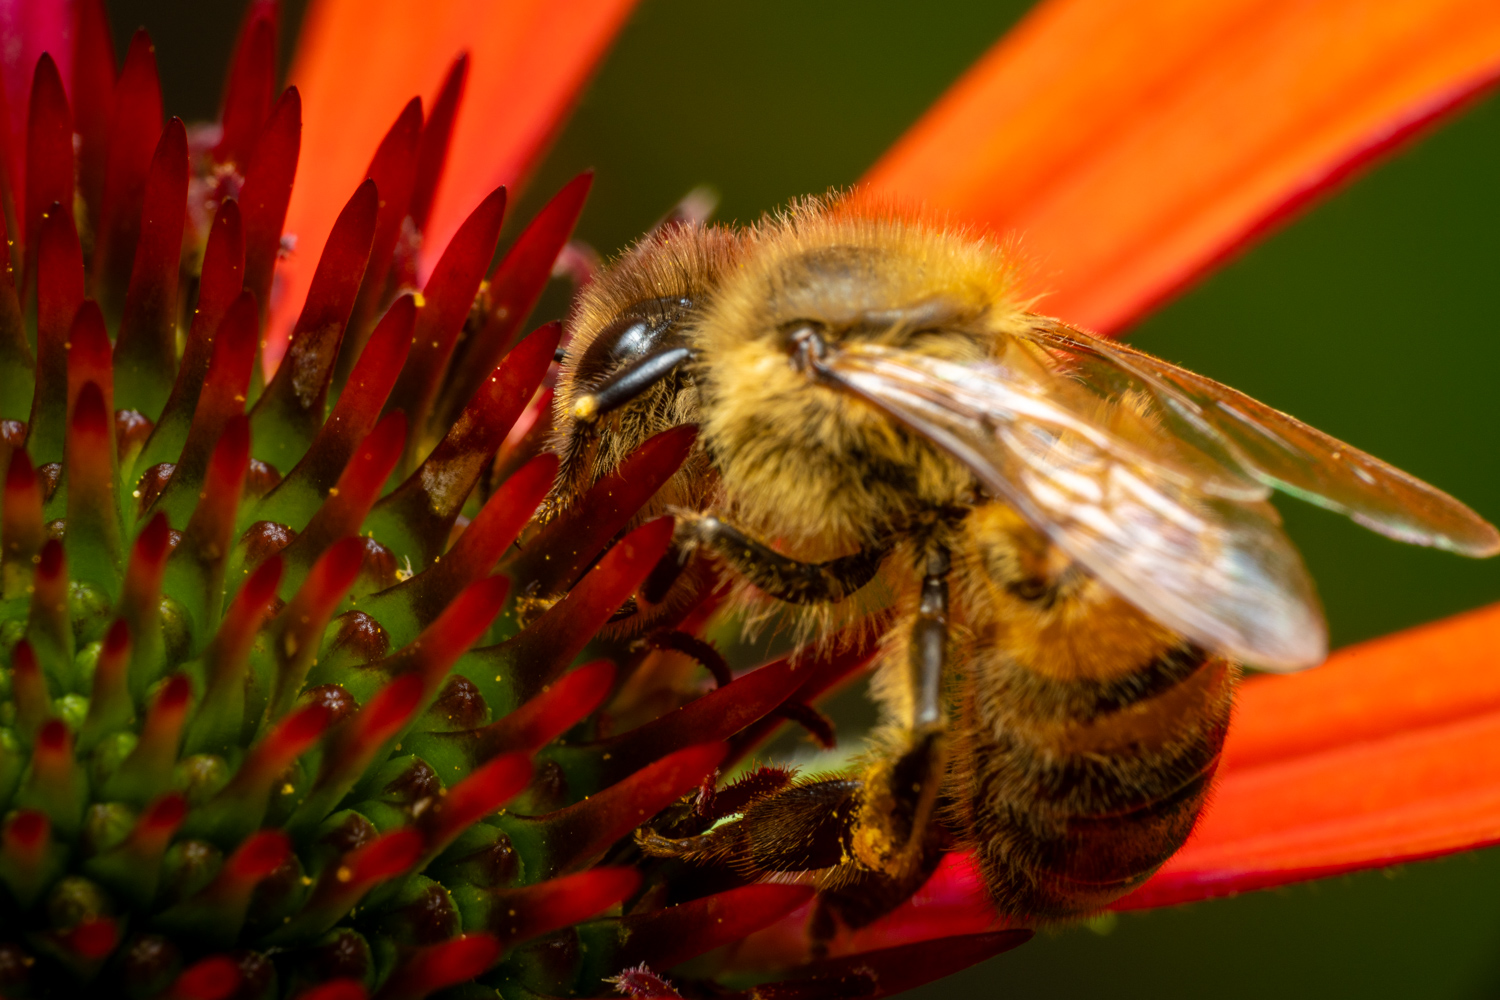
[546, 223, 741, 520]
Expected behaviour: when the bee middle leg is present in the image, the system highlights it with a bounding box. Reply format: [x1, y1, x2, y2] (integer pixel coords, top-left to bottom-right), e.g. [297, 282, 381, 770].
[644, 527, 952, 941]
[643, 543, 952, 861]
[851, 545, 950, 879]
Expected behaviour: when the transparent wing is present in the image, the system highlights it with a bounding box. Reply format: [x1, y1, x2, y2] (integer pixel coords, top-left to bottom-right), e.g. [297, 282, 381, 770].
[820, 345, 1329, 670]
[1008, 320, 1500, 557]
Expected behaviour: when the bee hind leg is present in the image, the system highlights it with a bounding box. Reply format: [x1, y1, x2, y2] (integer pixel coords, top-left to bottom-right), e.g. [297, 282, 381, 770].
[640, 773, 945, 954]
[638, 777, 862, 872]
[683, 514, 891, 603]
[639, 776, 931, 956]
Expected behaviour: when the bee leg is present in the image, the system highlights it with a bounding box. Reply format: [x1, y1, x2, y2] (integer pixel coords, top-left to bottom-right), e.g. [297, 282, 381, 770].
[908, 545, 950, 734]
[684, 514, 891, 604]
[642, 540, 693, 606]
[646, 630, 732, 686]
[852, 545, 951, 878]
[640, 774, 942, 951]
[638, 778, 862, 873]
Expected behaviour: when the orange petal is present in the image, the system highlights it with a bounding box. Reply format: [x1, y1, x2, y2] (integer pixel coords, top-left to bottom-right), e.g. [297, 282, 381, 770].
[863, 0, 1500, 334]
[272, 0, 639, 365]
[726, 602, 1500, 965]
[1222, 602, 1500, 773]
[1120, 599, 1500, 908]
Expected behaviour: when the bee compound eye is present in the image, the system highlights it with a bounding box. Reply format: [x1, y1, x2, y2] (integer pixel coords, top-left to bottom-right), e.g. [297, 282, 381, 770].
[574, 296, 694, 388]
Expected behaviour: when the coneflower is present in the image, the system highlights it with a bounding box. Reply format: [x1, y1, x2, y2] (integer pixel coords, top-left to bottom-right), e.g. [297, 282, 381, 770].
[4, 0, 1500, 997]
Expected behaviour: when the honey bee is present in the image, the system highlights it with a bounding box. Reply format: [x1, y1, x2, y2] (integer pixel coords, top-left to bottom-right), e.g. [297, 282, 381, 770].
[548, 197, 1500, 935]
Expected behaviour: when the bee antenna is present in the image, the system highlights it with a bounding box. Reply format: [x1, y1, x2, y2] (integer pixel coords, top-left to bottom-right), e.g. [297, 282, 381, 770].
[572, 346, 694, 423]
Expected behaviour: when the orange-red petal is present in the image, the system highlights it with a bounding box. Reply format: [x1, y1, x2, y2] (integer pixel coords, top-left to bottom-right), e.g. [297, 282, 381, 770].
[728, 601, 1500, 965]
[274, 0, 640, 362]
[724, 852, 1004, 971]
[863, 0, 1500, 334]
[1122, 600, 1500, 908]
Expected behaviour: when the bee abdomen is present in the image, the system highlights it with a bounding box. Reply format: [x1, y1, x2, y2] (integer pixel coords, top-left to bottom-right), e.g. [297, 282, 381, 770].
[973, 751, 1220, 918]
[953, 644, 1235, 919]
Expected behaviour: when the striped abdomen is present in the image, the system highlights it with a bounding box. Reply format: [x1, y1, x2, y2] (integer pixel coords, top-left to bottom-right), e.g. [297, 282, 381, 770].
[949, 621, 1236, 919]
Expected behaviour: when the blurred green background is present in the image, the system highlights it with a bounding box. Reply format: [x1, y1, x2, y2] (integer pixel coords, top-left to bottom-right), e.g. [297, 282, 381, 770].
[114, 0, 1500, 996]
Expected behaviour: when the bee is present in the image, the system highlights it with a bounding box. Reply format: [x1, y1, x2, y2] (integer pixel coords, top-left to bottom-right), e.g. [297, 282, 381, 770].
[548, 196, 1500, 934]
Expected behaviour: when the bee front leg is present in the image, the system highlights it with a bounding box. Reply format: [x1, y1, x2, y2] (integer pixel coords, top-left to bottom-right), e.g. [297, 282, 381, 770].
[852, 545, 951, 879]
[682, 513, 890, 604]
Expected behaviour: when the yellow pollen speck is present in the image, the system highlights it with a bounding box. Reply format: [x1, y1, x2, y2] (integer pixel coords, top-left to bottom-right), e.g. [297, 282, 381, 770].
[413, 292, 426, 308]
[336, 866, 353, 883]
[281, 783, 295, 794]
[328, 487, 340, 497]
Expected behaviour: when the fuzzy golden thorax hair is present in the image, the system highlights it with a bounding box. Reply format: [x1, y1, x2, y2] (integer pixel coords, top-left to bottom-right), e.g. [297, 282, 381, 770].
[690, 200, 1024, 558]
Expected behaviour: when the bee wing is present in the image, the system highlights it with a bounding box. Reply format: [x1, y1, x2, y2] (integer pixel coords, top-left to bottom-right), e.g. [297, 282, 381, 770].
[1009, 320, 1500, 557]
[821, 344, 1327, 670]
